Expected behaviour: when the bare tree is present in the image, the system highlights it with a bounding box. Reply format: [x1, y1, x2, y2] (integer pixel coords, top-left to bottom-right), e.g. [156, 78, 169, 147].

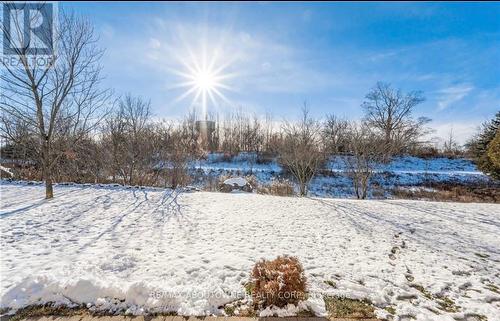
[262, 112, 275, 153]
[344, 122, 387, 199]
[103, 94, 153, 186]
[167, 118, 196, 188]
[443, 127, 461, 157]
[72, 135, 107, 183]
[279, 104, 322, 196]
[48, 133, 106, 184]
[1, 6, 111, 198]
[184, 109, 202, 157]
[322, 114, 350, 154]
[362, 82, 427, 159]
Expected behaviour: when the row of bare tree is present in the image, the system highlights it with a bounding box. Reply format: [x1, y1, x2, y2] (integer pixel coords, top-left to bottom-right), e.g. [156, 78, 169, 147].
[278, 88, 429, 198]
[0, 7, 432, 199]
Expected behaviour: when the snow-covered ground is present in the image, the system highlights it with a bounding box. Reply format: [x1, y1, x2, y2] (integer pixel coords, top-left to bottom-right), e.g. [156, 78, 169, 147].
[1, 182, 499, 320]
[190, 154, 489, 198]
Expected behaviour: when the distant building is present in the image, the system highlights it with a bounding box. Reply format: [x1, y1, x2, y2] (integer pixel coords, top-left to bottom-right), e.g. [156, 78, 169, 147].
[195, 120, 216, 150]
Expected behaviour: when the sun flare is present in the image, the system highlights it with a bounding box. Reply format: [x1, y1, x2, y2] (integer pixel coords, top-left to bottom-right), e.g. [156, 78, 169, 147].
[193, 70, 217, 92]
[171, 44, 234, 118]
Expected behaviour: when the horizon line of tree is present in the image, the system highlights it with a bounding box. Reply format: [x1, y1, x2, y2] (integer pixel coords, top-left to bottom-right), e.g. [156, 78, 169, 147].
[2, 87, 498, 199]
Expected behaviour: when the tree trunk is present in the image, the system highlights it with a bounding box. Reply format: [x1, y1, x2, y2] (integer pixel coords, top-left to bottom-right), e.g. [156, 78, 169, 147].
[42, 139, 54, 199]
[43, 158, 54, 199]
[299, 181, 306, 196]
[45, 175, 54, 199]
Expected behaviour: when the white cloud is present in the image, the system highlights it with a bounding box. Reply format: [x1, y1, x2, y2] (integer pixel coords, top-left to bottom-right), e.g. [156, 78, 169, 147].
[435, 84, 473, 111]
[427, 121, 481, 146]
[149, 38, 161, 49]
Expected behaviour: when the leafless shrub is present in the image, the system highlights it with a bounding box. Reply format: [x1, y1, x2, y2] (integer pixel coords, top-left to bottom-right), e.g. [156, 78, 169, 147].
[52, 134, 107, 183]
[279, 105, 323, 196]
[102, 94, 155, 186]
[252, 255, 307, 309]
[258, 179, 295, 197]
[410, 145, 440, 159]
[344, 123, 387, 199]
[441, 128, 465, 158]
[217, 109, 264, 154]
[162, 117, 198, 188]
[393, 182, 500, 203]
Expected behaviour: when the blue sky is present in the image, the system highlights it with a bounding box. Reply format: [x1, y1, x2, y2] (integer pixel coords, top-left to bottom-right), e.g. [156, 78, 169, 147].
[63, 2, 500, 143]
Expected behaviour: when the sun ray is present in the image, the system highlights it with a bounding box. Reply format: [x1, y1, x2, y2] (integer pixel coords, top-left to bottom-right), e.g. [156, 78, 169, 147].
[213, 83, 234, 91]
[207, 89, 218, 108]
[188, 88, 203, 109]
[171, 43, 234, 117]
[211, 87, 232, 105]
[174, 85, 199, 103]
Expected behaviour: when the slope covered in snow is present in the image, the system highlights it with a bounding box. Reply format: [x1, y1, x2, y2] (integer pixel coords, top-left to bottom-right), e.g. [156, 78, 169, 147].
[189, 154, 489, 198]
[0, 182, 499, 320]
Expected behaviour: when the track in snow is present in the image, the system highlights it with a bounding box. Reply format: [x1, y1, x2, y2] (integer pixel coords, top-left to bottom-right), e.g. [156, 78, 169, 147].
[1, 182, 499, 320]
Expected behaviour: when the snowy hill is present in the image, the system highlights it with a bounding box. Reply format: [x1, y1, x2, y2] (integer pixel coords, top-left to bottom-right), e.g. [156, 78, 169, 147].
[190, 154, 488, 198]
[1, 182, 499, 320]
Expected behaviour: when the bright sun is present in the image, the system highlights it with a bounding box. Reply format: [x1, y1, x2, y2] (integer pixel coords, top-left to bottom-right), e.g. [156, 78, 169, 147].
[170, 44, 234, 117]
[193, 70, 217, 92]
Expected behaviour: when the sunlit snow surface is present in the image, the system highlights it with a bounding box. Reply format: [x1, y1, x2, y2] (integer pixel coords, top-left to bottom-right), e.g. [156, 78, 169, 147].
[1, 181, 499, 320]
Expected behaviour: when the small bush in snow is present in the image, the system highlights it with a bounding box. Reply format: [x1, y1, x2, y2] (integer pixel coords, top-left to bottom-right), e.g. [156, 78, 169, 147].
[269, 179, 294, 196]
[258, 179, 294, 197]
[251, 255, 307, 308]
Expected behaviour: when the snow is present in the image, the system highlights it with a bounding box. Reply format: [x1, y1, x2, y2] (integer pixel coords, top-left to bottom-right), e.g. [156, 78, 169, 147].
[259, 301, 314, 317]
[1, 181, 499, 320]
[328, 155, 481, 173]
[223, 177, 248, 187]
[188, 154, 489, 198]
